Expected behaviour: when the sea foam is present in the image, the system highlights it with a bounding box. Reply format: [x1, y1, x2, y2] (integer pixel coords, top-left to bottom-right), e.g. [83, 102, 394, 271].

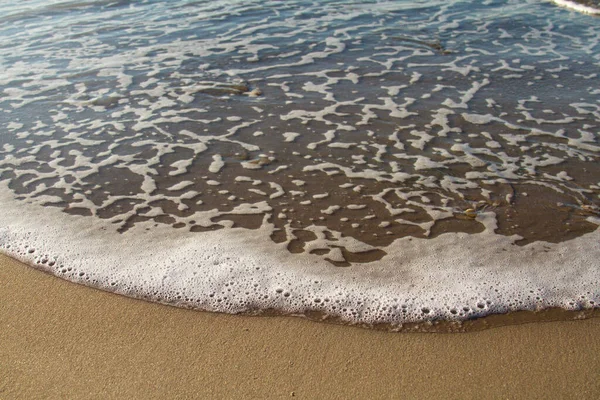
[0, 0, 599, 327]
[1, 182, 599, 327]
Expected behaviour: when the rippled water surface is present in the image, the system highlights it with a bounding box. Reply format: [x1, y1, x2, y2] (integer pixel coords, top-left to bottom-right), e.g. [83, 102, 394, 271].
[1, 0, 599, 326]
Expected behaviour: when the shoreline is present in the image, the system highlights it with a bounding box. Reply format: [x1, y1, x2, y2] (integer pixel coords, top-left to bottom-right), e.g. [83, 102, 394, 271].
[3, 180, 599, 327]
[2, 252, 600, 398]
[4, 242, 600, 332]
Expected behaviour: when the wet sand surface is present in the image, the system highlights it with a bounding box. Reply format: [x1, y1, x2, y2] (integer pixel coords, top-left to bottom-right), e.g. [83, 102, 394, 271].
[2, 253, 599, 399]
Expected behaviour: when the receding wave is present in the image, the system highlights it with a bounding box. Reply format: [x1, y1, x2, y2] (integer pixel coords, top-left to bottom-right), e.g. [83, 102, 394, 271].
[0, 0, 598, 328]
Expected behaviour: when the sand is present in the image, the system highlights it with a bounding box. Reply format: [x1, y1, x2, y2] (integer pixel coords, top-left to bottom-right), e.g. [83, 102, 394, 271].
[1, 252, 599, 399]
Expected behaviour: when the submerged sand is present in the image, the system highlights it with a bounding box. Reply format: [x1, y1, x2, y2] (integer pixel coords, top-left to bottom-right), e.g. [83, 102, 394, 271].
[1, 253, 599, 399]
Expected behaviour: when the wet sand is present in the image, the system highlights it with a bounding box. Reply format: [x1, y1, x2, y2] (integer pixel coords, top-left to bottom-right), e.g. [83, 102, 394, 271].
[1, 253, 599, 399]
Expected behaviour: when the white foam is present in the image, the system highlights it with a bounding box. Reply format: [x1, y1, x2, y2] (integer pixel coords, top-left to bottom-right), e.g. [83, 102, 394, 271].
[167, 181, 194, 191]
[551, 0, 600, 15]
[208, 154, 225, 174]
[283, 132, 300, 142]
[1, 183, 598, 327]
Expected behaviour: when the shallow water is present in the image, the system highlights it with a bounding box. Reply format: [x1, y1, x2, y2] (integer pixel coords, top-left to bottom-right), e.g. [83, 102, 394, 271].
[0, 0, 599, 327]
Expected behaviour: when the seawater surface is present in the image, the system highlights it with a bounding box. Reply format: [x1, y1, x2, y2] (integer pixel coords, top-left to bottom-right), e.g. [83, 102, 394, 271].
[1, 0, 599, 328]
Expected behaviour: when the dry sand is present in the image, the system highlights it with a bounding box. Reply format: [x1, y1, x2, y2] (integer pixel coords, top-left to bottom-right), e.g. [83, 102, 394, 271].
[1, 252, 599, 399]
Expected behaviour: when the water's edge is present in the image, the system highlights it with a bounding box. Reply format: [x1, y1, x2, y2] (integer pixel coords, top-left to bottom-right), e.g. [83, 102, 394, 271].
[2, 179, 599, 329]
[3, 250, 598, 333]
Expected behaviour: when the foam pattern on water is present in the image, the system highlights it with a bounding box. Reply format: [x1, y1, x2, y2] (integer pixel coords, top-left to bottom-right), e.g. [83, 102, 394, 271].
[1, 185, 599, 325]
[0, 0, 599, 325]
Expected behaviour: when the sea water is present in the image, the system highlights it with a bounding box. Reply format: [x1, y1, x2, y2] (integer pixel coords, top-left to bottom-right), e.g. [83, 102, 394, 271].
[0, 0, 599, 328]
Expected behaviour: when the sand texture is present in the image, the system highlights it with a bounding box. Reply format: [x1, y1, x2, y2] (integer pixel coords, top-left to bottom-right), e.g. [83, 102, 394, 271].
[1, 253, 600, 399]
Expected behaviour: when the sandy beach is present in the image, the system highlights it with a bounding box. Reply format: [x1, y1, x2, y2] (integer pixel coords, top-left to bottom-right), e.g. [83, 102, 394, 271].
[1, 252, 599, 399]
[2, 1, 600, 398]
